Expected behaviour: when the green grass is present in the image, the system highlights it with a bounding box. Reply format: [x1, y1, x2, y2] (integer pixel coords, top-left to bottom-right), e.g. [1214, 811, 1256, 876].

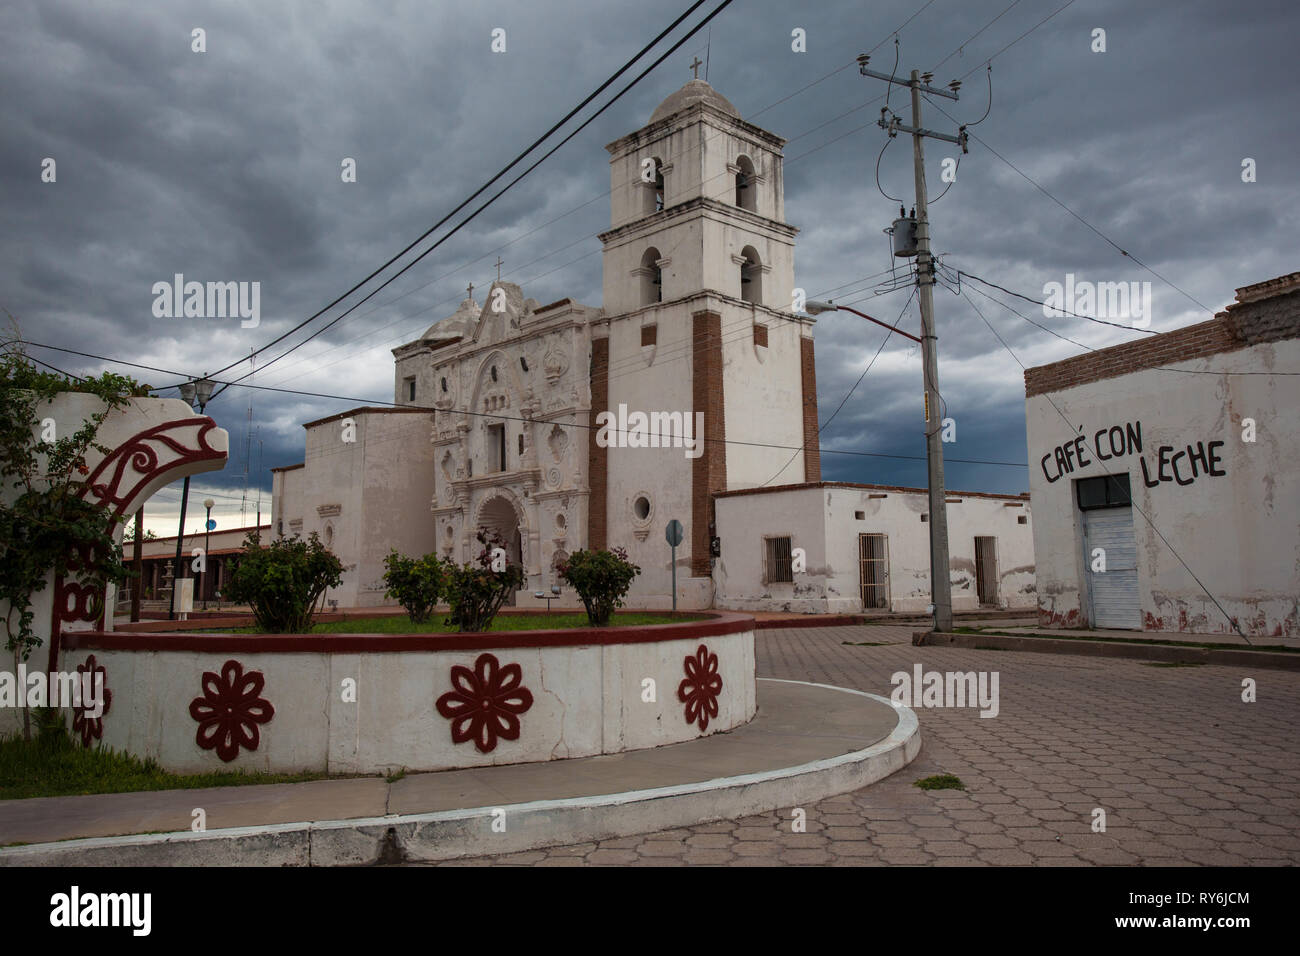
[214, 611, 706, 634]
[953, 626, 1297, 653]
[914, 774, 965, 791]
[0, 733, 345, 800]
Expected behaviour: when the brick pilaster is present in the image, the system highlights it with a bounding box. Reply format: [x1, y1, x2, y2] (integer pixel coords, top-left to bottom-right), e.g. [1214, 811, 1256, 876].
[691, 310, 726, 576]
[800, 335, 821, 481]
[588, 336, 608, 551]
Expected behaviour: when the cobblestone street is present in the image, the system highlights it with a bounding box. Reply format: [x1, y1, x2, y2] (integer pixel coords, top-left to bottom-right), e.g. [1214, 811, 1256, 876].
[429, 625, 1300, 866]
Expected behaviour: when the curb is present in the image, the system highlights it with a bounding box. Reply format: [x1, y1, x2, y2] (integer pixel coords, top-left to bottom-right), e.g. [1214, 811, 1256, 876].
[914, 630, 1300, 670]
[0, 680, 920, 867]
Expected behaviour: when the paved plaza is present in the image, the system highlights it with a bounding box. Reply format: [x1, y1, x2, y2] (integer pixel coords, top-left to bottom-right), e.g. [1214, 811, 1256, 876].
[424, 624, 1300, 866]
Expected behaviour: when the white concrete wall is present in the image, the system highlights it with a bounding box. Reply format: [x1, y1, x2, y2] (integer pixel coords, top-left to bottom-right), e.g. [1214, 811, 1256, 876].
[1026, 339, 1300, 636]
[271, 411, 435, 608]
[58, 628, 755, 774]
[714, 485, 1035, 614]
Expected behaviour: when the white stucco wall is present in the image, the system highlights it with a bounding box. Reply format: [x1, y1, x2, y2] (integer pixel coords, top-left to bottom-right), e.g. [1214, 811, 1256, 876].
[270, 410, 436, 608]
[714, 484, 1035, 614]
[59, 625, 755, 774]
[1026, 338, 1300, 635]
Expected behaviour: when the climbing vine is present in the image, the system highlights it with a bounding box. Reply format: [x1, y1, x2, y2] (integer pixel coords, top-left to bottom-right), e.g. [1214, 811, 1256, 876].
[0, 339, 145, 683]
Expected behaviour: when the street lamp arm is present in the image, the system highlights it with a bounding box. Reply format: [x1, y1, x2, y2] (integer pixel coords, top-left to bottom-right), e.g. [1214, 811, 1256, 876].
[805, 300, 922, 344]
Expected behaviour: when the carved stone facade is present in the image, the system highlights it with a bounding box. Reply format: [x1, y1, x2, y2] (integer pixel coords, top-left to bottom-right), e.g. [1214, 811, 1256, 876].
[392, 287, 599, 592]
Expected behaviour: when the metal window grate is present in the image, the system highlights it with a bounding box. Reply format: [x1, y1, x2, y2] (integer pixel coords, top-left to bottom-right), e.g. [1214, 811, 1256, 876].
[858, 533, 889, 609]
[974, 536, 999, 606]
[763, 536, 794, 584]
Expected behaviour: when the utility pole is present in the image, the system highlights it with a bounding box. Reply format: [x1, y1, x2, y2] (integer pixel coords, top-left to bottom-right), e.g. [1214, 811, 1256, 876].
[859, 55, 968, 632]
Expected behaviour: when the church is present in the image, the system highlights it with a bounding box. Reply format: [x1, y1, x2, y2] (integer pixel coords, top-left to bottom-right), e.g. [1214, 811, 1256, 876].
[272, 75, 1037, 614]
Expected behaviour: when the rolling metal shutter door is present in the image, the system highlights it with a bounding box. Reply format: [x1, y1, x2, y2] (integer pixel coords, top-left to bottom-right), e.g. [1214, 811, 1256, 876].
[1083, 507, 1141, 629]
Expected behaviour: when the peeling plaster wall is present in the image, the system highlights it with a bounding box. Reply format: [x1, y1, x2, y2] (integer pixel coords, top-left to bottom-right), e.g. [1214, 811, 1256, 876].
[1026, 339, 1300, 636]
[713, 485, 1035, 613]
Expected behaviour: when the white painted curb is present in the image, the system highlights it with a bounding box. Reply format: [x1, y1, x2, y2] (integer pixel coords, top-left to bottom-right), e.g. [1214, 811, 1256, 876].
[0, 680, 920, 866]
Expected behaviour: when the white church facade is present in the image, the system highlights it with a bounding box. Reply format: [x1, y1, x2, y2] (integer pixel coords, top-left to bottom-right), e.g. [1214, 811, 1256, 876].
[272, 77, 1036, 613]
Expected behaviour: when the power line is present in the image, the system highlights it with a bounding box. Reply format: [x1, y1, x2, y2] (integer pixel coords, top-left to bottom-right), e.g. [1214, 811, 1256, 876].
[959, 270, 1160, 333]
[169, 5, 946, 395]
[959, 278, 1300, 376]
[20, 338, 1027, 470]
[930, 0, 1026, 72]
[760, 288, 917, 486]
[202, 0, 723, 387]
[209, 0, 739, 398]
[960, 286, 1251, 642]
[923, 92, 1217, 317]
[956, 0, 1080, 82]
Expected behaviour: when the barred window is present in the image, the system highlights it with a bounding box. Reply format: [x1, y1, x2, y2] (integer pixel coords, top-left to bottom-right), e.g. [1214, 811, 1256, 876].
[763, 535, 794, 584]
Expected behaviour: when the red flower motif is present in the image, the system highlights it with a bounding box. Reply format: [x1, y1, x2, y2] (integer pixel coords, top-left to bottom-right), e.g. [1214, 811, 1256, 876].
[189, 660, 275, 762]
[71, 654, 112, 748]
[435, 653, 534, 753]
[678, 644, 723, 732]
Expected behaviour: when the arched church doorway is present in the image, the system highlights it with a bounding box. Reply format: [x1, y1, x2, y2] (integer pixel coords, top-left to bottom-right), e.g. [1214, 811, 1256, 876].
[477, 494, 525, 604]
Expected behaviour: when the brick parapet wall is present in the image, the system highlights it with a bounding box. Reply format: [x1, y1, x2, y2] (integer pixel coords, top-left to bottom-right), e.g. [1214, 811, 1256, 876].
[1023, 276, 1300, 397]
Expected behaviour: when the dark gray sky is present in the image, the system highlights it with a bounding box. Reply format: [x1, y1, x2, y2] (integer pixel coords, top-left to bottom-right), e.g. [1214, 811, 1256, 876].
[4, 0, 1296, 537]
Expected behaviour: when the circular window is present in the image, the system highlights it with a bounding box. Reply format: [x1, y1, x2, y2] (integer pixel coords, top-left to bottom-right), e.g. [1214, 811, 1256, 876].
[633, 496, 651, 521]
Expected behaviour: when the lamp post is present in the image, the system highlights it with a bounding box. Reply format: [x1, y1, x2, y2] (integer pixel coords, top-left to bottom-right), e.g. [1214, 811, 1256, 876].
[202, 498, 215, 610]
[803, 298, 951, 630]
[170, 377, 216, 620]
[804, 300, 922, 344]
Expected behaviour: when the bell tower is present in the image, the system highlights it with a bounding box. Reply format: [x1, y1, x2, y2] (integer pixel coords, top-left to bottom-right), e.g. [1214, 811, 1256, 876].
[591, 75, 818, 608]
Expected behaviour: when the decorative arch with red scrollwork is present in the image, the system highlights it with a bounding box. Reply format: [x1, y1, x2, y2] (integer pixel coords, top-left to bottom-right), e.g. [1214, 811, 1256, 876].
[48, 417, 226, 671]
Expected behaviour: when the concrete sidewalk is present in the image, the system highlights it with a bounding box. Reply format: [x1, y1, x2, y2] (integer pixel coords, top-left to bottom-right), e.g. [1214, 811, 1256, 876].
[975, 622, 1300, 650]
[0, 679, 918, 865]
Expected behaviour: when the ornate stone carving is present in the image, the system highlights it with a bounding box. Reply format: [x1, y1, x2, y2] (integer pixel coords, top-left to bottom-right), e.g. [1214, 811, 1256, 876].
[543, 341, 569, 383]
[547, 423, 569, 463]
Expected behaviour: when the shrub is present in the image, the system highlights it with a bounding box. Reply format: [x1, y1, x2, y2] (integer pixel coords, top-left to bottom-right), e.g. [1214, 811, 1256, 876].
[557, 547, 641, 627]
[443, 529, 524, 633]
[224, 531, 343, 633]
[382, 550, 446, 623]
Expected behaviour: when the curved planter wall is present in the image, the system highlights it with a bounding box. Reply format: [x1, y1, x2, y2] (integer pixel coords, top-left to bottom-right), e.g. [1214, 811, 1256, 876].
[58, 614, 756, 775]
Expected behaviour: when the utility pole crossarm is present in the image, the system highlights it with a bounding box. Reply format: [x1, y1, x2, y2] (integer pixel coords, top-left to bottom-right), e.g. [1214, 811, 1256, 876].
[858, 66, 960, 100]
[878, 118, 968, 148]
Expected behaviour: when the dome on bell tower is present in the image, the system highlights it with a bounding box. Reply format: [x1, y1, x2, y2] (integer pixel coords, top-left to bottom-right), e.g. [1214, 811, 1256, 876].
[649, 79, 739, 125]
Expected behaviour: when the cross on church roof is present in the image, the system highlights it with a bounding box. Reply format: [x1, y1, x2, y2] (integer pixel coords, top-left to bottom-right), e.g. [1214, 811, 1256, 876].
[466, 282, 474, 300]
[690, 56, 703, 79]
[495, 256, 504, 281]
